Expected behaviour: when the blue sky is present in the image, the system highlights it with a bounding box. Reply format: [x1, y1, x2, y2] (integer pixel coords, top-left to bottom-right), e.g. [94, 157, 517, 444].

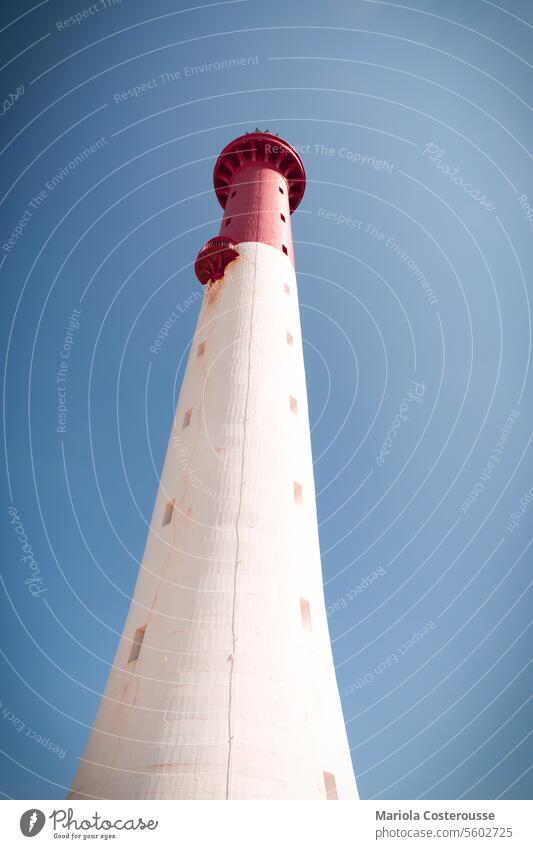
[1, 0, 532, 800]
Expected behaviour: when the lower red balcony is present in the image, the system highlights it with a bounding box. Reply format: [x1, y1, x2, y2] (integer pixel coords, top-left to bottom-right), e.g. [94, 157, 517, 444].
[195, 237, 239, 285]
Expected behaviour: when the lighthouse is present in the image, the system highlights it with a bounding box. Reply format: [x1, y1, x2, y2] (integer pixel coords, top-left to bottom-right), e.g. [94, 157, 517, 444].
[70, 132, 358, 800]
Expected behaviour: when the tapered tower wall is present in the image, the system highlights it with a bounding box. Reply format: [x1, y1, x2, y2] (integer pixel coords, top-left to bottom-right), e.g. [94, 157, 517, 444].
[70, 134, 358, 801]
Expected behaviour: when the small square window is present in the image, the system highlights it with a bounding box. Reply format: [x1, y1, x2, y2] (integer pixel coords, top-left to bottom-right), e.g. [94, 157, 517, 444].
[280, 213, 286, 223]
[182, 408, 192, 428]
[290, 395, 298, 414]
[323, 771, 338, 800]
[300, 598, 312, 631]
[284, 283, 290, 295]
[287, 331, 293, 346]
[225, 218, 232, 226]
[279, 186, 284, 194]
[197, 341, 205, 357]
[163, 499, 174, 526]
[282, 244, 288, 255]
[293, 481, 302, 505]
[128, 625, 146, 663]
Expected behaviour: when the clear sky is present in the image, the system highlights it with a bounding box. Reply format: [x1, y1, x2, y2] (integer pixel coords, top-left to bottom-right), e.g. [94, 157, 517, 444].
[1, 0, 532, 800]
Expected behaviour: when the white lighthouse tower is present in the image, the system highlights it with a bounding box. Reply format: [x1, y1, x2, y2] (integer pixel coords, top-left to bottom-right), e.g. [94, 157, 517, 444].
[70, 132, 358, 800]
